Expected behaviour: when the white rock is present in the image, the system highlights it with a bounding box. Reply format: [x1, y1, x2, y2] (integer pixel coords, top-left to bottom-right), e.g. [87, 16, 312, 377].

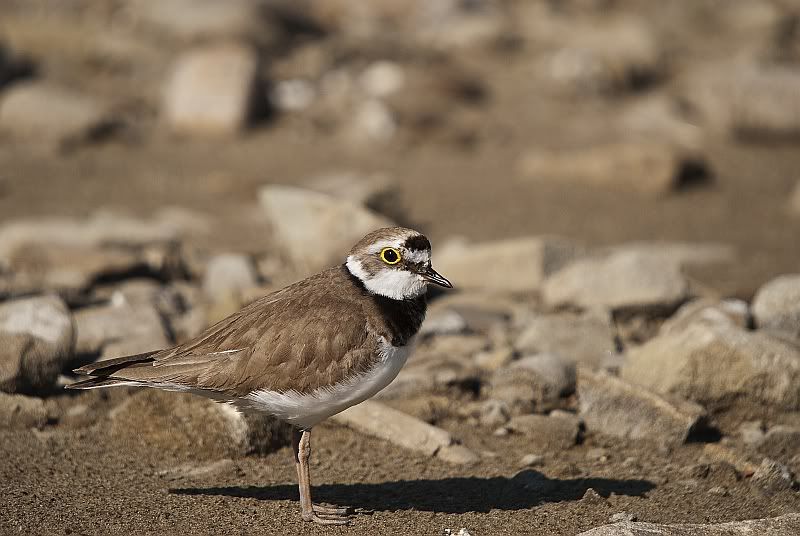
[752, 274, 800, 340]
[0, 82, 111, 146]
[488, 354, 576, 414]
[622, 322, 800, 409]
[333, 400, 476, 463]
[351, 99, 396, 142]
[515, 311, 616, 369]
[270, 79, 316, 111]
[435, 236, 582, 294]
[543, 248, 689, 312]
[519, 141, 706, 196]
[163, 42, 259, 136]
[202, 253, 259, 302]
[660, 298, 750, 336]
[304, 170, 395, 211]
[576, 514, 800, 535]
[258, 185, 392, 272]
[359, 61, 405, 98]
[0, 296, 74, 394]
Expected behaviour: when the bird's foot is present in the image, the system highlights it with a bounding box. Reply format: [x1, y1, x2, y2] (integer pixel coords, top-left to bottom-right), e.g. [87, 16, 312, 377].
[302, 506, 351, 525]
[313, 503, 352, 516]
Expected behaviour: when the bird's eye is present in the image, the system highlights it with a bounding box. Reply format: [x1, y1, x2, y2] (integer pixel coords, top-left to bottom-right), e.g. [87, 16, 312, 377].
[379, 247, 401, 265]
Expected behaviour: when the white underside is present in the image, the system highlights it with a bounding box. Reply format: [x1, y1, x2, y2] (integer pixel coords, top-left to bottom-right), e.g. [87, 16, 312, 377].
[236, 337, 413, 429]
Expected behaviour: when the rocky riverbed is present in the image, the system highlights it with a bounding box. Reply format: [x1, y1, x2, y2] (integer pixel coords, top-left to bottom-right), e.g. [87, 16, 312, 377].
[1, 1, 800, 535]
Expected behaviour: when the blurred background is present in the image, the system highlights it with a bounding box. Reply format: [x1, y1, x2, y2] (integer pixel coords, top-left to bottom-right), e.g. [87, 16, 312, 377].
[1, 1, 800, 535]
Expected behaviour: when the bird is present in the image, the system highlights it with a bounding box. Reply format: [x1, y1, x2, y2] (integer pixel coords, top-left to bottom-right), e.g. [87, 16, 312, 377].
[67, 226, 452, 525]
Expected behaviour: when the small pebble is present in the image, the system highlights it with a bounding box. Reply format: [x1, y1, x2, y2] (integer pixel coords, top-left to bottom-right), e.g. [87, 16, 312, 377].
[520, 454, 545, 467]
[708, 486, 729, 496]
[610, 512, 637, 523]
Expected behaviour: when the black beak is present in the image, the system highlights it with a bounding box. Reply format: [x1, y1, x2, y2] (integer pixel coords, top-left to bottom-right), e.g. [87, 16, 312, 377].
[421, 265, 453, 289]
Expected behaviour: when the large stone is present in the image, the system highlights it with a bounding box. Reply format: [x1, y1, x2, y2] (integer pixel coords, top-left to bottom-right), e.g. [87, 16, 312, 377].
[202, 253, 260, 302]
[622, 322, 800, 409]
[543, 249, 689, 312]
[578, 369, 706, 447]
[488, 354, 576, 414]
[529, 14, 663, 94]
[576, 514, 800, 536]
[752, 274, 800, 341]
[259, 185, 392, 272]
[163, 42, 260, 136]
[0, 296, 74, 394]
[659, 298, 749, 336]
[504, 412, 581, 449]
[435, 236, 582, 294]
[0, 392, 48, 429]
[332, 400, 476, 464]
[0, 82, 112, 147]
[109, 390, 291, 458]
[519, 141, 703, 196]
[0, 210, 199, 266]
[74, 302, 169, 358]
[515, 311, 616, 369]
[2, 244, 145, 297]
[687, 64, 800, 140]
[751, 458, 795, 494]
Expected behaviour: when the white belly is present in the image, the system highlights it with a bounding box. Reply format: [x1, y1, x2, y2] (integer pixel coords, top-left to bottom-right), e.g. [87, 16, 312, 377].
[237, 337, 412, 429]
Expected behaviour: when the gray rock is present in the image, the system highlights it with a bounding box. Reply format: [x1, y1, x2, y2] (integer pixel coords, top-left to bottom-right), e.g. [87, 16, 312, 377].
[436, 444, 480, 465]
[505, 412, 580, 449]
[751, 458, 795, 494]
[660, 298, 750, 336]
[0, 296, 74, 394]
[610, 512, 637, 523]
[378, 353, 480, 399]
[163, 42, 259, 136]
[259, 185, 392, 273]
[332, 400, 476, 463]
[576, 514, 800, 535]
[515, 311, 616, 369]
[752, 274, 800, 341]
[0, 82, 112, 147]
[578, 369, 706, 447]
[477, 399, 511, 428]
[0, 392, 48, 429]
[519, 141, 702, 196]
[543, 249, 689, 312]
[488, 354, 576, 414]
[202, 253, 259, 302]
[622, 322, 800, 409]
[109, 390, 290, 458]
[687, 63, 800, 140]
[359, 61, 406, 98]
[74, 302, 169, 357]
[435, 236, 582, 294]
[754, 425, 800, 461]
[349, 99, 396, 143]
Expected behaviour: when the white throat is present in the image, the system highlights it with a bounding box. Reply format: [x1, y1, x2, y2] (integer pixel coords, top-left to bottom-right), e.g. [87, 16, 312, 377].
[346, 256, 427, 300]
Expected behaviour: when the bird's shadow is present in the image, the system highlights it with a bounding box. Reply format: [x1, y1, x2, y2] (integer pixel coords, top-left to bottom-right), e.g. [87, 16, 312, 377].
[171, 470, 655, 514]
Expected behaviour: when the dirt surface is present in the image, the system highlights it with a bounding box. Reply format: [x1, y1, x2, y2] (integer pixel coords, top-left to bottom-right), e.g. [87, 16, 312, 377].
[3, 405, 799, 536]
[2, 1, 800, 535]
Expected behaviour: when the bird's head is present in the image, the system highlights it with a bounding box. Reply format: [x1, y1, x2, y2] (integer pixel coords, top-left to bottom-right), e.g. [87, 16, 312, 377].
[345, 227, 452, 300]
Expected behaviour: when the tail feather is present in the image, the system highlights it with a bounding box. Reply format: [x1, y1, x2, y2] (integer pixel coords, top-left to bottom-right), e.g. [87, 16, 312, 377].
[65, 377, 137, 390]
[67, 350, 161, 390]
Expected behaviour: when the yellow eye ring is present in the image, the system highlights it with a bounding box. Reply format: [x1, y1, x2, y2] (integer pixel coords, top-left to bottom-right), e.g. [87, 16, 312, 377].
[379, 247, 402, 265]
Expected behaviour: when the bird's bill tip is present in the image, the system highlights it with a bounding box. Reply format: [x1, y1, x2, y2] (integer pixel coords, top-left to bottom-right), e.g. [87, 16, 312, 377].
[423, 266, 453, 289]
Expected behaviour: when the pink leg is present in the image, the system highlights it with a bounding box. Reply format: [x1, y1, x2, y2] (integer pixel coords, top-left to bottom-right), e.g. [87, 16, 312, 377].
[292, 428, 351, 525]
